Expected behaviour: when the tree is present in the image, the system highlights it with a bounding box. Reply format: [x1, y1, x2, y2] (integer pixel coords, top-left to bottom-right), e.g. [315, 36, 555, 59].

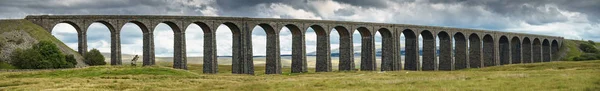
[10, 41, 74, 69]
[84, 48, 106, 66]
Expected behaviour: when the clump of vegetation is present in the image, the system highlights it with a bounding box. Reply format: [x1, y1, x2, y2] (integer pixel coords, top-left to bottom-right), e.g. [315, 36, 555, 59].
[84, 48, 106, 66]
[573, 40, 600, 61]
[65, 54, 77, 66]
[10, 41, 75, 69]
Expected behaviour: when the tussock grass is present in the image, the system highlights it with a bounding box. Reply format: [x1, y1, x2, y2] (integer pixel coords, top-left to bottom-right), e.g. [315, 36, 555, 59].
[1, 60, 600, 90]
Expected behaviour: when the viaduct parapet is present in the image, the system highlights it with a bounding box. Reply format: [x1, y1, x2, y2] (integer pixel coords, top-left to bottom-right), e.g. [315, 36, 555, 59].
[25, 15, 564, 74]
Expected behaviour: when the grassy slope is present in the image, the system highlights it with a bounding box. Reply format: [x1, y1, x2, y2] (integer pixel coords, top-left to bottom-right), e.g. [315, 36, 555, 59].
[0, 19, 76, 52]
[561, 39, 583, 61]
[0, 19, 83, 68]
[1, 61, 599, 90]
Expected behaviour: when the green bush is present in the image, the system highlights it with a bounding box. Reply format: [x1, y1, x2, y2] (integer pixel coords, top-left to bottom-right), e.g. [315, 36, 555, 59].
[0, 60, 16, 69]
[579, 43, 599, 53]
[65, 54, 77, 65]
[10, 41, 74, 69]
[84, 48, 106, 66]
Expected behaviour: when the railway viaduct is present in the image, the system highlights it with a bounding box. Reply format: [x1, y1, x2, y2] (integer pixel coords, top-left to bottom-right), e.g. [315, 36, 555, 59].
[25, 15, 564, 74]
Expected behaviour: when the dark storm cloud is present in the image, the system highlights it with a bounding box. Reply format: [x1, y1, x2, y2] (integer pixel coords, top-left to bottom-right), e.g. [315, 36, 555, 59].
[332, 0, 389, 8]
[427, 0, 600, 24]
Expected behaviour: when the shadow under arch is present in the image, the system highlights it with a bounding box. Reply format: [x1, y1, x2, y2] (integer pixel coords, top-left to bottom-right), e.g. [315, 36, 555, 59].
[402, 29, 418, 70]
[468, 33, 481, 68]
[420, 30, 435, 71]
[482, 34, 494, 67]
[511, 36, 521, 64]
[377, 28, 396, 71]
[453, 32, 467, 69]
[437, 31, 452, 70]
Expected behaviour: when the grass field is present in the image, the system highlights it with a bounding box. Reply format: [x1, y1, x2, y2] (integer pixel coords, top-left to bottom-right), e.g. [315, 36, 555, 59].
[1, 60, 599, 90]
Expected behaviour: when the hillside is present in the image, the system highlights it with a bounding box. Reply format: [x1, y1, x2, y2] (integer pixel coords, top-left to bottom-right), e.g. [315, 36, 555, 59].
[0, 19, 86, 67]
[0, 60, 598, 90]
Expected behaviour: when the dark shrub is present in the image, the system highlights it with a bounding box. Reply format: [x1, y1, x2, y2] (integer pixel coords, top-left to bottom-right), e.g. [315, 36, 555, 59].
[10, 41, 74, 69]
[84, 48, 106, 66]
[579, 43, 599, 53]
[65, 54, 77, 65]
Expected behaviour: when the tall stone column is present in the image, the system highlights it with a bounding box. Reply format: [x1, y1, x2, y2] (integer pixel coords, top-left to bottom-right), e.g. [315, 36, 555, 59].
[291, 32, 307, 73]
[360, 35, 376, 71]
[142, 32, 155, 66]
[203, 31, 218, 74]
[110, 30, 122, 65]
[381, 33, 395, 71]
[316, 34, 331, 72]
[241, 24, 254, 75]
[77, 32, 87, 56]
[266, 33, 281, 74]
[391, 32, 402, 71]
[231, 29, 242, 74]
[339, 34, 354, 71]
[173, 32, 187, 69]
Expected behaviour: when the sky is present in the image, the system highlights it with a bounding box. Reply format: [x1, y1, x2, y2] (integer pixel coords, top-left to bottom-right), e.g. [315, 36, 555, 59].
[1, 0, 599, 57]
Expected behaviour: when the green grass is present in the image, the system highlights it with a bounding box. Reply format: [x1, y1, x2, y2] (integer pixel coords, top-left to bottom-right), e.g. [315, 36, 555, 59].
[562, 40, 584, 61]
[0, 19, 80, 58]
[1, 60, 599, 90]
[0, 61, 15, 69]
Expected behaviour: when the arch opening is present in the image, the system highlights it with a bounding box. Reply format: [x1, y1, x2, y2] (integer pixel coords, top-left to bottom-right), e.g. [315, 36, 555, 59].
[86, 22, 113, 65]
[420, 30, 435, 71]
[533, 38, 541, 62]
[307, 25, 331, 72]
[511, 37, 521, 64]
[551, 40, 559, 60]
[403, 29, 418, 70]
[250, 24, 278, 74]
[468, 34, 481, 68]
[454, 32, 467, 69]
[51, 22, 81, 55]
[214, 22, 242, 73]
[377, 28, 394, 71]
[437, 31, 452, 70]
[356, 27, 375, 71]
[499, 36, 510, 65]
[331, 26, 354, 71]
[542, 39, 550, 62]
[483, 34, 495, 67]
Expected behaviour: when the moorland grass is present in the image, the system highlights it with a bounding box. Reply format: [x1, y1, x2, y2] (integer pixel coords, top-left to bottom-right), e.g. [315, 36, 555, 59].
[1, 60, 599, 90]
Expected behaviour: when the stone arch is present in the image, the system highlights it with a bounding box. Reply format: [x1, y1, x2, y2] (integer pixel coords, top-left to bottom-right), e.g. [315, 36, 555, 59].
[250, 23, 280, 74]
[542, 39, 550, 62]
[356, 27, 376, 71]
[187, 22, 218, 74]
[469, 33, 481, 68]
[283, 24, 308, 73]
[310, 25, 332, 72]
[52, 21, 85, 55]
[511, 37, 521, 64]
[87, 21, 118, 65]
[483, 34, 495, 67]
[522, 37, 532, 63]
[155, 21, 187, 69]
[421, 30, 435, 71]
[217, 22, 243, 74]
[551, 40, 559, 60]
[438, 31, 452, 70]
[122, 21, 154, 66]
[51, 21, 82, 33]
[377, 28, 394, 71]
[454, 32, 467, 69]
[499, 36, 510, 65]
[533, 38, 541, 62]
[333, 26, 354, 71]
[403, 29, 418, 70]
[91, 21, 116, 33]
